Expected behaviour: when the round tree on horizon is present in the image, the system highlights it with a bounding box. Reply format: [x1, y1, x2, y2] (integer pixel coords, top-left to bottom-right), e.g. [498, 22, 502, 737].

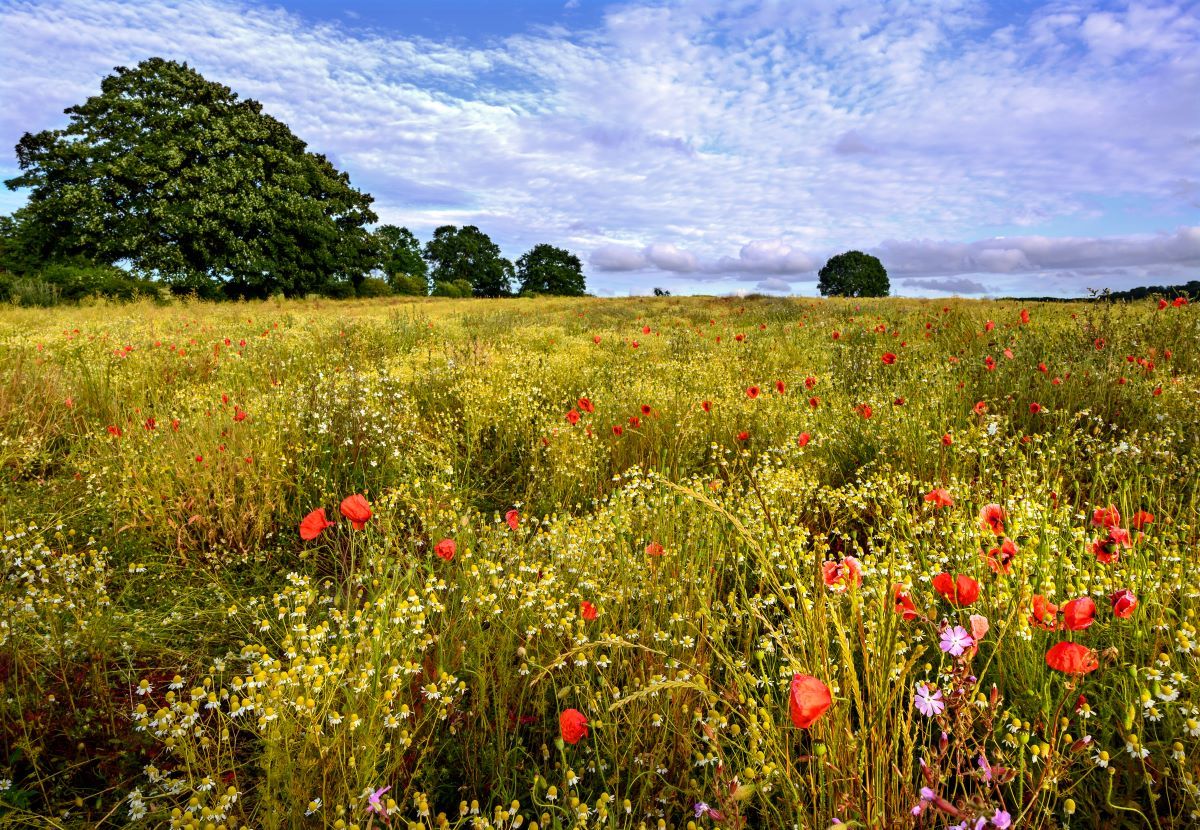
[516, 243, 586, 296]
[818, 250, 890, 297]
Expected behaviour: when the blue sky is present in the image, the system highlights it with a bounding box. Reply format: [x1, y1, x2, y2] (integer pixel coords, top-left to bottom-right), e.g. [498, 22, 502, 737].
[1, 0, 1197, 297]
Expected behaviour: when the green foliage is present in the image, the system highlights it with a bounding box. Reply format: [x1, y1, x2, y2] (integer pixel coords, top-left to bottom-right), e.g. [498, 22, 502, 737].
[5, 57, 377, 298]
[423, 225, 513, 297]
[818, 250, 890, 297]
[516, 243, 586, 296]
[356, 276, 393, 298]
[373, 224, 428, 294]
[0, 261, 161, 306]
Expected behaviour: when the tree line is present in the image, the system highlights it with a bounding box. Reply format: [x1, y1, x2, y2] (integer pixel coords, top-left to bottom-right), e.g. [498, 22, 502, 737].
[0, 58, 586, 304]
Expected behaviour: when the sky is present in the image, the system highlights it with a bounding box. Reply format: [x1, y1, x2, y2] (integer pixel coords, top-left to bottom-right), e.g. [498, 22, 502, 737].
[0, 0, 1197, 297]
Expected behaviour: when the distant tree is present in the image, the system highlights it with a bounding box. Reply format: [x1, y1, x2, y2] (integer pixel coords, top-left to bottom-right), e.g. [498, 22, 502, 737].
[423, 225, 512, 297]
[373, 225, 428, 294]
[653, 287, 671, 297]
[430, 279, 475, 298]
[0, 211, 50, 275]
[356, 276, 393, 298]
[515, 244, 585, 296]
[818, 251, 889, 298]
[4, 57, 378, 298]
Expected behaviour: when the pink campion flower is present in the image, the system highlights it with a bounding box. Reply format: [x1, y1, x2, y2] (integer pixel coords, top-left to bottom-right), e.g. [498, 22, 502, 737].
[940, 625, 974, 657]
[914, 683, 945, 717]
[367, 785, 391, 816]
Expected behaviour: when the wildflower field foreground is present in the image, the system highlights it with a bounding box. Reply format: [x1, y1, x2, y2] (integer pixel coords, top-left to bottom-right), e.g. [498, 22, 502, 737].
[1, 295, 1198, 830]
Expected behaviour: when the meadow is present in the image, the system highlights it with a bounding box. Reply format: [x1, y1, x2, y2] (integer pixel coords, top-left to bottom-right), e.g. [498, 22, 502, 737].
[0, 294, 1197, 829]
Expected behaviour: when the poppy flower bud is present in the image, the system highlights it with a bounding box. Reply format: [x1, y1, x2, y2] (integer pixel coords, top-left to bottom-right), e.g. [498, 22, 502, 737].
[559, 709, 589, 744]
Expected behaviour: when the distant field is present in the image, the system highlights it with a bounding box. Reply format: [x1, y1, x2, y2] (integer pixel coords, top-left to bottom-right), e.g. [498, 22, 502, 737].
[1, 295, 1197, 829]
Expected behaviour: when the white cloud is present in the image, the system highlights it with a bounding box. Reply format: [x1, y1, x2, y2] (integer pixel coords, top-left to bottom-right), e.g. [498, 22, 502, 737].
[590, 243, 646, 271]
[1, 0, 1197, 297]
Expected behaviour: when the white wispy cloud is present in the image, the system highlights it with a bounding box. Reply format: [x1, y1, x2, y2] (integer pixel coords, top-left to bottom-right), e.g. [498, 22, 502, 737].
[1, 0, 1197, 296]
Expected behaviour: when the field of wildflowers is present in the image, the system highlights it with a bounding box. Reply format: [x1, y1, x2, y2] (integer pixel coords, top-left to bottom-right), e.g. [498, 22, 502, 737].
[0, 294, 1197, 829]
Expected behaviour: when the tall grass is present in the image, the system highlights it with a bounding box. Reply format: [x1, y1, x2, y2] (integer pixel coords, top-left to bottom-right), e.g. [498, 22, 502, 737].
[0, 295, 1197, 828]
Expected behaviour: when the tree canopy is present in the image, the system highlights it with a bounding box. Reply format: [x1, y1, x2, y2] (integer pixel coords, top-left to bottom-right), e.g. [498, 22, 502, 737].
[817, 250, 890, 298]
[516, 244, 586, 296]
[373, 225, 428, 295]
[4, 58, 377, 298]
[423, 225, 513, 297]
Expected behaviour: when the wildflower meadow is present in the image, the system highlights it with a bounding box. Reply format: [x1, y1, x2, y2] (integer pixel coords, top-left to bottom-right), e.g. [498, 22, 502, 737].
[0, 294, 1197, 829]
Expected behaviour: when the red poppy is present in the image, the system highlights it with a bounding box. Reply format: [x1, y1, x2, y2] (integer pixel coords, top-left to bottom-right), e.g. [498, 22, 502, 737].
[1020, 309, 1030, 324]
[559, 708, 589, 744]
[144, 417, 156, 430]
[973, 401, 987, 415]
[789, 674, 832, 729]
[1172, 296, 1188, 307]
[593, 335, 601, 344]
[566, 409, 581, 425]
[1030, 594, 1058, 630]
[805, 376, 817, 389]
[832, 331, 841, 340]
[505, 509, 520, 531]
[1045, 642, 1099, 675]
[1062, 597, 1096, 631]
[984, 356, 996, 371]
[299, 508, 334, 541]
[774, 380, 786, 395]
[1158, 298, 1169, 310]
[612, 425, 624, 436]
[1091, 527, 1132, 563]
[855, 403, 873, 419]
[1038, 362, 1048, 373]
[893, 584, 919, 620]
[340, 494, 372, 530]
[893, 397, 906, 406]
[577, 397, 594, 413]
[701, 400, 712, 412]
[434, 538, 456, 561]
[985, 320, 995, 332]
[628, 416, 641, 428]
[978, 504, 1006, 535]
[640, 404, 652, 415]
[932, 572, 980, 606]
[797, 432, 811, 447]
[736, 430, 750, 442]
[941, 433, 953, 446]
[1130, 510, 1154, 529]
[233, 407, 247, 422]
[642, 325, 651, 334]
[808, 396, 820, 408]
[1110, 589, 1137, 618]
[645, 541, 665, 557]
[822, 557, 862, 593]
[1028, 402, 1042, 414]
[734, 333, 745, 342]
[580, 601, 598, 621]
[881, 352, 897, 365]
[984, 538, 1018, 574]
[746, 386, 760, 399]
[1091, 505, 1121, 529]
[924, 488, 954, 508]
[107, 425, 123, 437]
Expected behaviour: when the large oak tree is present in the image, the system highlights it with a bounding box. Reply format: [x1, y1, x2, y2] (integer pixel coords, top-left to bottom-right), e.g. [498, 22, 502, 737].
[5, 58, 378, 298]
